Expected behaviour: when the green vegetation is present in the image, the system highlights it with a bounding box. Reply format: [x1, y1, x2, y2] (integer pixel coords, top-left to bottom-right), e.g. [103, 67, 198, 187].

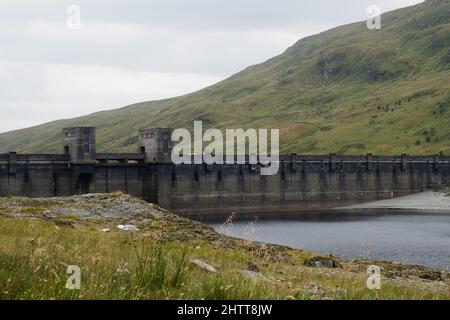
[0, 194, 449, 300]
[0, 0, 449, 156]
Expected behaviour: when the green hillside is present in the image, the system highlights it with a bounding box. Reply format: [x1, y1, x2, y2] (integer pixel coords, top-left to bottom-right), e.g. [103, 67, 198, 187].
[1, 0, 449, 155]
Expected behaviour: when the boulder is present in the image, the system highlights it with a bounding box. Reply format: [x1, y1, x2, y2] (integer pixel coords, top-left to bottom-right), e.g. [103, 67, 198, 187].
[304, 256, 342, 269]
[191, 259, 217, 273]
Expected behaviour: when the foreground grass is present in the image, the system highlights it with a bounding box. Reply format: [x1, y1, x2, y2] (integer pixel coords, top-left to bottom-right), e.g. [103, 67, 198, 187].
[0, 215, 449, 300]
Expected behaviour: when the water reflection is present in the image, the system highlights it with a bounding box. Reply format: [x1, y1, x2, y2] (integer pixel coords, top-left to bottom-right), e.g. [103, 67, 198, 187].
[210, 212, 450, 270]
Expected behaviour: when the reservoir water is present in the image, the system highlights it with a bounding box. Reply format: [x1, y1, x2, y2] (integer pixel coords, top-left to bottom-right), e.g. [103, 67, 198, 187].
[209, 212, 450, 271]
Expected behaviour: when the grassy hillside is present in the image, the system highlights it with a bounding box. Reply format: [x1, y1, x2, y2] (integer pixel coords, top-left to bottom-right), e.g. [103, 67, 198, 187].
[0, 0, 449, 155]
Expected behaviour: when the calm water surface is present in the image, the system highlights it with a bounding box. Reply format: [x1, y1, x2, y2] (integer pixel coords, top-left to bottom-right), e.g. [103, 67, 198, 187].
[210, 212, 450, 270]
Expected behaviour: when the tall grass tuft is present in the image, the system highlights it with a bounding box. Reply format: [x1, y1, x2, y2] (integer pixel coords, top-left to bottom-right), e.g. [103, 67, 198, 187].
[132, 239, 191, 296]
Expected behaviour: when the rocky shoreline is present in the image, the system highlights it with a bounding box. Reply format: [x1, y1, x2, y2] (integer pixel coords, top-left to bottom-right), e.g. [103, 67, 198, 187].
[0, 193, 450, 299]
[0, 192, 449, 297]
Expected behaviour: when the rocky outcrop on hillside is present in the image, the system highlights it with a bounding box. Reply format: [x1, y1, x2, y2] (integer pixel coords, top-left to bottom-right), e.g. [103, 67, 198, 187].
[0, 193, 221, 243]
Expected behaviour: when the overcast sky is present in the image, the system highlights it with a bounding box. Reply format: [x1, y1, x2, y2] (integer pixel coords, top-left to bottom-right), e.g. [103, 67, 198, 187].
[0, 0, 424, 133]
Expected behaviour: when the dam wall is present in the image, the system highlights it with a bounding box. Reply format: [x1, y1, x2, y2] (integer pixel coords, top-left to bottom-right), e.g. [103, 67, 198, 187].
[152, 155, 450, 216]
[1, 128, 449, 216]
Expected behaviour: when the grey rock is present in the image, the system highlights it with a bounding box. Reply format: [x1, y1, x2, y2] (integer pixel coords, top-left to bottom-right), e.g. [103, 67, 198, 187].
[305, 256, 342, 269]
[192, 259, 217, 273]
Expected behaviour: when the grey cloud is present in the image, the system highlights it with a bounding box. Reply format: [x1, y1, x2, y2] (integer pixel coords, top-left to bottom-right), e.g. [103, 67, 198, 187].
[0, 0, 424, 133]
[0, 0, 423, 30]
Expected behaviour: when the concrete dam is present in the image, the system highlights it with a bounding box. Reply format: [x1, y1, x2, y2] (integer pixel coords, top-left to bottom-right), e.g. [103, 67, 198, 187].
[1, 127, 449, 217]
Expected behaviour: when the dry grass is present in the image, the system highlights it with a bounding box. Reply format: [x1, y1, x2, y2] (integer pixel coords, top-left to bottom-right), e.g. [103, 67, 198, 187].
[0, 213, 449, 300]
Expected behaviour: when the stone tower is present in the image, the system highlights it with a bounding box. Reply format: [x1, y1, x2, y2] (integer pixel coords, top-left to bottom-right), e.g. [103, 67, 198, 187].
[138, 128, 173, 163]
[62, 127, 96, 163]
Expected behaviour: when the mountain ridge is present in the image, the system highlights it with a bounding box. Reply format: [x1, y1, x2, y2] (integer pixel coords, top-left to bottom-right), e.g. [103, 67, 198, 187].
[1, 0, 449, 155]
